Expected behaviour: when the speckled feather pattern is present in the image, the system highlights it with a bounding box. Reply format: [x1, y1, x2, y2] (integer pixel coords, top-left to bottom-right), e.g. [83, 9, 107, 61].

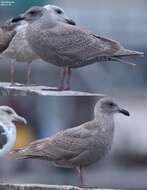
[2, 26, 38, 62]
[25, 10, 143, 68]
[0, 27, 16, 53]
[13, 105, 114, 168]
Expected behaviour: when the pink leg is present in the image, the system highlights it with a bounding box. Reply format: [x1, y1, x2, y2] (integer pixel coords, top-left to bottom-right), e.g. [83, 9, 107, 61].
[76, 166, 84, 187]
[57, 67, 67, 91]
[42, 67, 71, 91]
[63, 67, 71, 90]
[27, 62, 32, 86]
[10, 60, 15, 86]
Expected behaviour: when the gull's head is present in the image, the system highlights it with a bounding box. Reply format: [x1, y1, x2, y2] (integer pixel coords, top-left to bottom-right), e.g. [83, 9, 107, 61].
[0, 106, 27, 125]
[95, 98, 130, 117]
[44, 5, 76, 25]
[11, 6, 44, 24]
[44, 5, 65, 13]
[11, 5, 76, 26]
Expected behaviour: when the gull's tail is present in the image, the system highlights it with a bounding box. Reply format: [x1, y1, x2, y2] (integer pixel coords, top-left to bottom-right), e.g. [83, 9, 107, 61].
[10, 146, 40, 160]
[111, 49, 144, 66]
[110, 57, 136, 66]
[10, 148, 30, 160]
[117, 49, 144, 57]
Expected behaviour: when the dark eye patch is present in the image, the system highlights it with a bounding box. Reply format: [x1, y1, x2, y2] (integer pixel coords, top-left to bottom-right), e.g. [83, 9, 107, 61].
[55, 9, 63, 14]
[5, 110, 12, 114]
[29, 10, 37, 15]
[107, 102, 115, 107]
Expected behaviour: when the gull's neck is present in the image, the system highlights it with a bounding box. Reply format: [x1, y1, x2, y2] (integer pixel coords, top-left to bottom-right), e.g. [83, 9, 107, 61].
[94, 111, 114, 127]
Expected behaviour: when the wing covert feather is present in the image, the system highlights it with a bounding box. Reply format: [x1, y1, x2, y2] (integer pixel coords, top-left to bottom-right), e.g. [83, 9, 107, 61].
[42, 24, 124, 61]
[25, 122, 97, 160]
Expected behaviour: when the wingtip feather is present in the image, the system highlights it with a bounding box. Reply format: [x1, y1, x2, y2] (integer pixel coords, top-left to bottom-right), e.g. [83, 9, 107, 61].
[123, 49, 144, 57]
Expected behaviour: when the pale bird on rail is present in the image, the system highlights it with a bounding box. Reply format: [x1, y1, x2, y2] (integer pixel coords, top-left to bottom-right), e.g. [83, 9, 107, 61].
[0, 106, 27, 157]
[12, 6, 144, 90]
[12, 98, 130, 187]
[1, 5, 75, 86]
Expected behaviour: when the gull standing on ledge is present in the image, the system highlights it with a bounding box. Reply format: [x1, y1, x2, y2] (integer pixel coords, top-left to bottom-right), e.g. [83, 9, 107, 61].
[12, 98, 130, 187]
[0, 106, 27, 157]
[2, 5, 75, 86]
[12, 6, 144, 90]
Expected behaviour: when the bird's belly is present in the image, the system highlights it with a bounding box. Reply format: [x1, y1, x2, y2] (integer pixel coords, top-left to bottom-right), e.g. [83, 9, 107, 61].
[78, 133, 114, 167]
[7, 37, 38, 62]
[30, 46, 97, 68]
[2, 38, 35, 63]
[15, 48, 37, 62]
[81, 145, 111, 167]
[32, 47, 73, 67]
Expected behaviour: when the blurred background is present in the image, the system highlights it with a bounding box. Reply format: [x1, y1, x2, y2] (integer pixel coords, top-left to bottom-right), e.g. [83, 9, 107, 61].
[0, 0, 146, 95]
[0, 96, 146, 189]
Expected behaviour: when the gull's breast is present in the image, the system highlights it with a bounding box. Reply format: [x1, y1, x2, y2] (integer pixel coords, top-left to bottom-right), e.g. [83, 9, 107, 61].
[0, 123, 16, 157]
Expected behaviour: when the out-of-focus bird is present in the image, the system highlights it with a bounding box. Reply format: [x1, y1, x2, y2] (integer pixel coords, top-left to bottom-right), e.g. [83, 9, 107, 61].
[0, 106, 27, 157]
[12, 98, 130, 187]
[1, 5, 76, 86]
[12, 6, 144, 90]
[0, 20, 17, 53]
[0, 20, 18, 84]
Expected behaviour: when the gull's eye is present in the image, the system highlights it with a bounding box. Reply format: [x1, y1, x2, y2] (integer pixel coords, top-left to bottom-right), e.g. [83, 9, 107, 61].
[55, 9, 63, 14]
[5, 110, 12, 114]
[29, 10, 37, 15]
[108, 102, 115, 107]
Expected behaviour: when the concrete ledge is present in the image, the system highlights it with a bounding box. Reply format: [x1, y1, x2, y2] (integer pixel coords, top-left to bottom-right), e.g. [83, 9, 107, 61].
[0, 82, 104, 96]
[0, 184, 121, 190]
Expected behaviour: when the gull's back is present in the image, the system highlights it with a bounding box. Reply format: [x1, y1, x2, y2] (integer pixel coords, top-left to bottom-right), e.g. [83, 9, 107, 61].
[26, 12, 143, 68]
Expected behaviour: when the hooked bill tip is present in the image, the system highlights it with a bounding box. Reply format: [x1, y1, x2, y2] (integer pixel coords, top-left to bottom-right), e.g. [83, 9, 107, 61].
[65, 19, 76, 26]
[11, 16, 25, 23]
[119, 109, 130, 117]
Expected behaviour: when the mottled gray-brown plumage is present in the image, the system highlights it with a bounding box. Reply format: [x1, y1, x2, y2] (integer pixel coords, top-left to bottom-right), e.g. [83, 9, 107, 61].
[1, 22, 38, 85]
[0, 20, 17, 53]
[3, 5, 76, 86]
[0, 20, 19, 85]
[12, 97, 130, 187]
[12, 6, 144, 90]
